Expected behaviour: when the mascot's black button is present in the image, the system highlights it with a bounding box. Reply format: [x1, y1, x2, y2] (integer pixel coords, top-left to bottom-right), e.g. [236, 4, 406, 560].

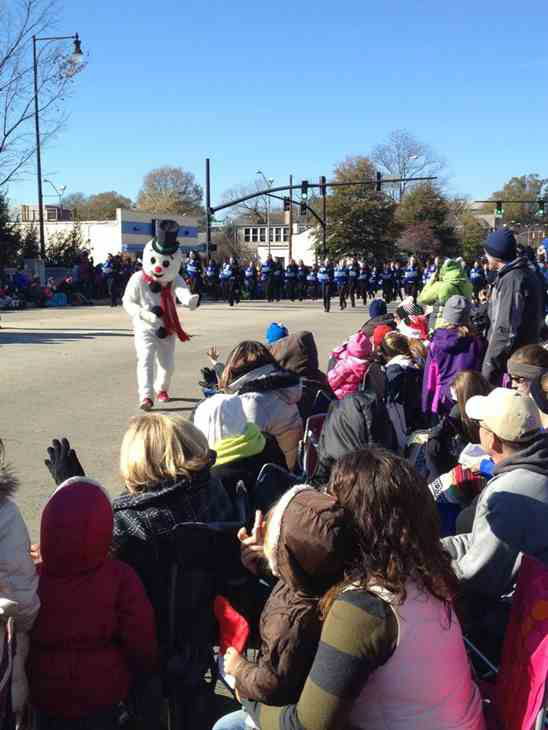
[149, 281, 162, 293]
[157, 327, 167, 339]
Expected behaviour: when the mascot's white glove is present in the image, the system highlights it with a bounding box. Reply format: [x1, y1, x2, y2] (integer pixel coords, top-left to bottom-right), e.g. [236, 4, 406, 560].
[139, 309, 161, 326]
[188, 294, 199, 311]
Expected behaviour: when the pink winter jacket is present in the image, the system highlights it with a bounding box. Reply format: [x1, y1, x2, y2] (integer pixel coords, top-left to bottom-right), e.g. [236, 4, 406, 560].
[327, 331, 373, 400]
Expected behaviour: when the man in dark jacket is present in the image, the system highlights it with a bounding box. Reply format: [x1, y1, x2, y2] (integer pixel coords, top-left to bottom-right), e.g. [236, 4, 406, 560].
[482, 229, 544, 385]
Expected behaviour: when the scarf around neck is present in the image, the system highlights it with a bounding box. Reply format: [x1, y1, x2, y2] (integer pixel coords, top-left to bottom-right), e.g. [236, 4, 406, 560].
[213, 423, 266, 466]
[142, 272, 190, 342]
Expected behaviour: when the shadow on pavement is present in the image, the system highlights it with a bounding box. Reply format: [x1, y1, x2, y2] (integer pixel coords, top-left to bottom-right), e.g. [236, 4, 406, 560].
[0, 330, 133, 345]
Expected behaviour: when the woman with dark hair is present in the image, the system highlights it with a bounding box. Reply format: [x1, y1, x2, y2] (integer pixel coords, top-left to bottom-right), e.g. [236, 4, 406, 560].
[240, 448, 484, 730]
[219, 341, 303, 469]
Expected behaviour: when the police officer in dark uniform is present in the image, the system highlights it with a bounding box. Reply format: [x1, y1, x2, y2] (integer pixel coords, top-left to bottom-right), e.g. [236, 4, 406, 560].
[348, 256, 360, 308]
[318, 258, 334, 312]
[284, 258, 298, 301]
[261, 255, 274, 302]
[296, 259, 308, 300]
[186, 251, 203, 305]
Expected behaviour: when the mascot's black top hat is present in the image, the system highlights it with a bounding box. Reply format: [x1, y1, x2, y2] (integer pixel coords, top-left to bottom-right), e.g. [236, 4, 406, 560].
[152, 219, 180, 255]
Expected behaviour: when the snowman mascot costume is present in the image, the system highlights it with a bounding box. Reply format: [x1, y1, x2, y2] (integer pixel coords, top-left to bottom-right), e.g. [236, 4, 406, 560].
[123, 220, 199, 410]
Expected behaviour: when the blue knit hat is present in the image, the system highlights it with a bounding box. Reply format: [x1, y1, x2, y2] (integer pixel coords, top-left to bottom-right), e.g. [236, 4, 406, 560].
[368, 299, 387, 318]
[266, 322, 288, 344]
[484, 229, 517, 262]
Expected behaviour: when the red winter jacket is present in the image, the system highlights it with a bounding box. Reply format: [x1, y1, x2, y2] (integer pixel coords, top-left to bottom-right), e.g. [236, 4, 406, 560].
[28, 478, 158, 719]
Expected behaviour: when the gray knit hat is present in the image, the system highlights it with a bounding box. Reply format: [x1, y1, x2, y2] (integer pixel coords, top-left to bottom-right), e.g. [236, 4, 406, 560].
[443, 295, 470, 325]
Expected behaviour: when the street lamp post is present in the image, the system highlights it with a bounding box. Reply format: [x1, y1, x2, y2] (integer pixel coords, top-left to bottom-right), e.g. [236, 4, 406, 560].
[44, 179, 67, 209]
[257, 170, 274, 255]
[33, 33, 83, 258]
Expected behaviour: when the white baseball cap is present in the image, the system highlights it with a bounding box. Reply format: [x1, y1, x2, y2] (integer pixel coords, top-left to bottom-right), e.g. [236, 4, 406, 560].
[466, 388, 541, 442]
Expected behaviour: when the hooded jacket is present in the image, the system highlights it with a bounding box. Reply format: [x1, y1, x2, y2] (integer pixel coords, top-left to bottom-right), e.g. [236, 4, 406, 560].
[443, 431, 548, 598]
[270, 331, 335, 421]
[422, 328, 485, 414]
[227, 364, 303, 469]
[327, 332, 372, 400]
[418, 260, 474, 329]
[28, 478, 158, 719]
[482, 256, 544, 384]
[0, 462, 39, 715]
[385, 355, 426, 450]
[112, 469, 234, 651]
[314, 391, 397, 486]
[234, 487, 349, 705]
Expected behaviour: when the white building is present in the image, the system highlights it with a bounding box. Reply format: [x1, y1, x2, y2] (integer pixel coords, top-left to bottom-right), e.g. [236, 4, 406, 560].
[256, 227, 318, 266]
[15, 208, 203, 263]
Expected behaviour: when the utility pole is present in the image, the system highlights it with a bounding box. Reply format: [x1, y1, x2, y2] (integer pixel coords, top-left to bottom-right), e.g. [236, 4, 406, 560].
[288, 174, 293, 261]
[205, 158, 211, 256]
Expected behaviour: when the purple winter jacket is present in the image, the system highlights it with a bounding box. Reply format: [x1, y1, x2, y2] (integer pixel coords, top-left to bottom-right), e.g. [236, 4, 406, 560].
[422, 328, 485, 415]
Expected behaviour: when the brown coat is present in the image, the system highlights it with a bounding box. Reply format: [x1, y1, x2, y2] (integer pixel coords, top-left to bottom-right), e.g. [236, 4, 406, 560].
[234, 487, 348, 705]
[269, 331, 334, 421]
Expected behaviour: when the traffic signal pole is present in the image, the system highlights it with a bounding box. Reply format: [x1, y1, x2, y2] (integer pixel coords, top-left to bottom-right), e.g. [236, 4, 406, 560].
[288, 174, 293, 261]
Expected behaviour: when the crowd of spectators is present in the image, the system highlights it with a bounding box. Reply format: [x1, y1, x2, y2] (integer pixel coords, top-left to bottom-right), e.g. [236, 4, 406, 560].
[2, 226, 548, 729]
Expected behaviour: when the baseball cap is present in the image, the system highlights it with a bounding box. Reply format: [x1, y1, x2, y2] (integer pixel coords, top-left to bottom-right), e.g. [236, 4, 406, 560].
[465, 388, 541, 442]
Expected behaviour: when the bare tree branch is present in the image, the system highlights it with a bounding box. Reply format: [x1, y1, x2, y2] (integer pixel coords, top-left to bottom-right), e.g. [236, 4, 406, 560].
[371, 129, 447, 201]
[0, 0, 85, 188]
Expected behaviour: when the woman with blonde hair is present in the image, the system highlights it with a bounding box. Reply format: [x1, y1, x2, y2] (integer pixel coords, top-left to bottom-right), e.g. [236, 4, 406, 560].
[112, 414, 234, 650]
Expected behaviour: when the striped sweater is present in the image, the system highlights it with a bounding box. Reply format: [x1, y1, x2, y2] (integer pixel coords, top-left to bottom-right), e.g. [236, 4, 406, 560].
[242, 590, 397, 730]
[242, 586, 484, 730]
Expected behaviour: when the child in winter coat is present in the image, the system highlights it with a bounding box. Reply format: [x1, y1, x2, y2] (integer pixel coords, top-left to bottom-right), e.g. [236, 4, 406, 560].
[28, 476, 158, 729]
[380, 332, 426, 449]
[422, 296, 485, 417]
[213, 487, 349, 730]
[327, 331, 372, 399]
[0, 440, 39, 727]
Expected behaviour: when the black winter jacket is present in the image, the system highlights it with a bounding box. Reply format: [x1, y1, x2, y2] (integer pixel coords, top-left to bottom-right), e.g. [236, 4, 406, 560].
[111, 469, 234, 649]
[482, 257, 544, 384]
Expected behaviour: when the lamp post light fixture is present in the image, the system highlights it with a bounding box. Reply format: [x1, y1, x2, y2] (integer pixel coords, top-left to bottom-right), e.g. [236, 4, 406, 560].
[257, 170, 274, 255]
[44, 179, 67, 208]
[33, 33, 83, 258]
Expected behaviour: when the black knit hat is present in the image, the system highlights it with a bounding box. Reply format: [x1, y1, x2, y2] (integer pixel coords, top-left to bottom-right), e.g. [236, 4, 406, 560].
[484, 229, 517, 262]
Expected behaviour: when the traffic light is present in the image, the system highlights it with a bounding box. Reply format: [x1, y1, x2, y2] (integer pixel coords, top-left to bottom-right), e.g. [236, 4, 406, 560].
[300, 201, 307, 216]
[301, 180, 309, 200]
[319, 176, 327, 196]
[539, 200, 545, 216]
[495, 201, 504, 217]
[283, 197, 291, 211]
[376, 172, 382, 192]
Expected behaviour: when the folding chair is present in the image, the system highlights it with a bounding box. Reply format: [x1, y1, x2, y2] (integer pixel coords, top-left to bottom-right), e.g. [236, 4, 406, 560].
[297, 413, 328, 481]
[253, 463, 299, 515]
[160, 518, 248, 730]
[465, 555, 548, 730]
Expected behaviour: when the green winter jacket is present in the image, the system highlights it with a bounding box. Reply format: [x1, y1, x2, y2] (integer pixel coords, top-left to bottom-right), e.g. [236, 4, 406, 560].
[418, 259, 473, 328]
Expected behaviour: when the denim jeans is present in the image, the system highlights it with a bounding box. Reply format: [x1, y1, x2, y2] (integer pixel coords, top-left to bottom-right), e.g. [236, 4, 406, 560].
[212, 709, 252, 730]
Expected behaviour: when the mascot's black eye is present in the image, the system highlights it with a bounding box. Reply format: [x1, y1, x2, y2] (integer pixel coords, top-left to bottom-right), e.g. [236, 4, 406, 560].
[150, 257, 156, 265]
[162, 260, 170, 268]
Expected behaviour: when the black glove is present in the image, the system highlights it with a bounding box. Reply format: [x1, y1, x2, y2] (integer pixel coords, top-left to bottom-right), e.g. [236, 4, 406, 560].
[151, 305, 164, 318]
[45, 438, 85, 486]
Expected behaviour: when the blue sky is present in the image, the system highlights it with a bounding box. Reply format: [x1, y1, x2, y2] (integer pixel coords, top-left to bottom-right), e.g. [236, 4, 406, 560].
[7, 0, 548, 209]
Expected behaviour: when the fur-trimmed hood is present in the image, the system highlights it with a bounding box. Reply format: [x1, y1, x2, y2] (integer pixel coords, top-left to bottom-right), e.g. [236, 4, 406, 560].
[0, 461, 18, 500]
[265, 485, 349, 595]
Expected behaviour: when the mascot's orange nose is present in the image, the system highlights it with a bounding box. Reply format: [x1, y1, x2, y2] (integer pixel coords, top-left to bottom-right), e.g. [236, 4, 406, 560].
[154, 266, 163, 274]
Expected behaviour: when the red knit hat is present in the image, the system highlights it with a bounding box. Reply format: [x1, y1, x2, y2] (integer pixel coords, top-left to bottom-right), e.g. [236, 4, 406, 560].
[373, 324, 394, 350]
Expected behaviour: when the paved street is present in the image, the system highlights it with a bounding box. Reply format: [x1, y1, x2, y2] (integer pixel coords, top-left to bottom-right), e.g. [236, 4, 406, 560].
[1, 299, 371, 538]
